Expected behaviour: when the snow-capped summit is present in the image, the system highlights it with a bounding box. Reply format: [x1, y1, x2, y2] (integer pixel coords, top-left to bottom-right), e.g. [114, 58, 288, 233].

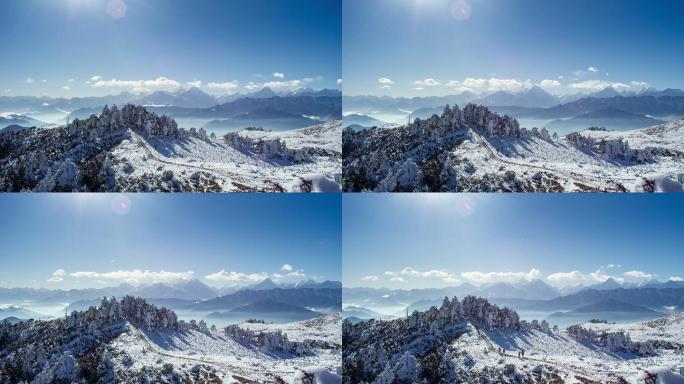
[133, 278, 217, 300]
[474, 86, 559, 108]
[248, 87, 279, 99]
[590, 86, 623, 99]
[587, 277, 624, 291]
[247, 277, 281, 290]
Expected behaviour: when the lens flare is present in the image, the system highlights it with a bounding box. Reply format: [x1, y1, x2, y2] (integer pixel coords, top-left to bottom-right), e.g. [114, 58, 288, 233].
[450, 0, 471, 21]
[106, 0, 127, 19]
[110, 195, 131, 215]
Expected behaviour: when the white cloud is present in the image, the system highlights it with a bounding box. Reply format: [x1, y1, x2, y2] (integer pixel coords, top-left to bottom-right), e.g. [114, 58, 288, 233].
[281, 264, 293, 272]
[414, 87, 424, 91]
[90, 75, 103, 82]
[390, 276, 406, 283]
[92, 77, 181, 93]
[205, 270, 268, 282]
[206, 81, 240, 91]
[287, 269, 306, 279]
[186, 80, 202, 88]
[68, 78, 75, 83]
[62, 86, 71, 91]
[378, 77, 394, 87]
[26, 78, 35, 84]
[623, 270, 654, 280]
[379, 85, 392, 90]
[568, 80, 630, 91]
[262, 80, 302, 89]
[337, 78, 343, 85]
[362, 275, 379, 282]
[587, 66, 600, 73]
[539, 79, 561, 89]
[42, 80, 47, 83]
[547, 271, 586, 283]
[670, 276, 683, 282]
[69, 269, 195, 285]
[449, 77, 532, 93]
[381, 267, 459, 284]
[630, 80, 649, 89]
[413, 78, 441, 87]
[272, 72, 285, 79]
[47, 269, 66, 283]
[245, 82, 261, 91]
[461, 268, 540, 284]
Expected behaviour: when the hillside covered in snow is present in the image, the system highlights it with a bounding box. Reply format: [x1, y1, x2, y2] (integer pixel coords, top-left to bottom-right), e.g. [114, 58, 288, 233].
[343, 295, 684, 383]
[0, 296, 341, 383]
[343, 104, 684, 192]
[0, 104, 341, 192]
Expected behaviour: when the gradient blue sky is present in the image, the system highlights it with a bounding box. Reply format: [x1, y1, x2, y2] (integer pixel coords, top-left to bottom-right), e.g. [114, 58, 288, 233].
[0, 194, 341, 289]
[0, 0, 341, 97]
[343, 0, 684, 97]
[343, 194, 684, 289]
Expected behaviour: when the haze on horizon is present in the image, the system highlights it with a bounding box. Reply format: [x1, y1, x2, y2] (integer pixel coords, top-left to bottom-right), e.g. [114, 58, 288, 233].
[342, 194, 684, 290]
[343, 0, 684, 97]
[0, 0, 341, 98]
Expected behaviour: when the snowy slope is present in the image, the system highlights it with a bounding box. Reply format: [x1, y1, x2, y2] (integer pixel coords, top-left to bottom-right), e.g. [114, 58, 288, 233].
[110, 321, 341, 383]
[343, 103, 684, 192]
[0, 296, 340, 383]
[0, 105, 341, 192]
[343, 295, 684, 384]
[239, 313, 342, 345]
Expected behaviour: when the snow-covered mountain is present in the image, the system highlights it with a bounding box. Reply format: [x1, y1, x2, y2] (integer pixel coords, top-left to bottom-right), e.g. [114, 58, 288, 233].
[473, 86, 560, 108]
[0, 104, 341, 192]
[131, 87, 218, 108]
[0, 296, 341, 383]
[343, 103, 684, 192]
[474, 279, 560, 301]
[343, 295, 684, 383]
[131, 279, 217, 301]
[247, 277, 281, 291]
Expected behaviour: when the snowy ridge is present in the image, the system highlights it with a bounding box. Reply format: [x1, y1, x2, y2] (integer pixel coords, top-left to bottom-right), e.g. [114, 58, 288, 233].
[0, 296, 341, 383]
[0, 104, 341, 192]
[342, 103, 684, 192]
[342, 295, 684, 383]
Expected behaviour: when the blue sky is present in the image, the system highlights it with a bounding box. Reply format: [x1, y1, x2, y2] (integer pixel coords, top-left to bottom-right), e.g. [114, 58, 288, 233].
[0, 194, 341, 289]
[0, 0, 341, 97]
[343, 0, 684, 97]
[343, 194, 684, 289]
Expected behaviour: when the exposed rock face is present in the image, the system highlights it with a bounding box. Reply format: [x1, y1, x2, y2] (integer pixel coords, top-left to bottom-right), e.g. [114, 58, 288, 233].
[342, 296, 525, 384]
[566, 130, 654, 162]
[342, 104, 549, 192]
[0, 105, 220, 192]
[224, 131, 312, 162]
[0, 296, 182, 384]
[566, 324, 655, 356]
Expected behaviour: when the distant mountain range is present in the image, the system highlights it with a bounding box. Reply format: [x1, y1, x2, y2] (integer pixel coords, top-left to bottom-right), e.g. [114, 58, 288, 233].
[343, 87, 684, 133]
[0, 114, 45, 129]
[344, 278, 684, 323]
[0, 306, 51, 321]
[472, 86, 560, 108]
[545, 107, 666, 131]
[0, 278, 341, 309]
[65, 93, 341, 132]
[342, 114, 388, 129]
[0, 87, 342, 132]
